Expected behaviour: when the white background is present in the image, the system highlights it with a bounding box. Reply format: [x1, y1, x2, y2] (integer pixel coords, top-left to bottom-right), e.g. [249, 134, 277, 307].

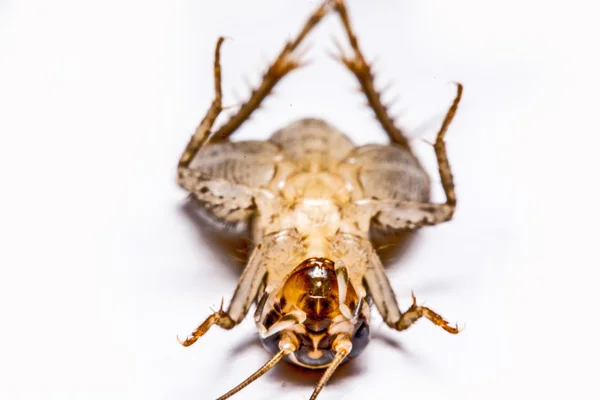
[1, 0, 599, 399]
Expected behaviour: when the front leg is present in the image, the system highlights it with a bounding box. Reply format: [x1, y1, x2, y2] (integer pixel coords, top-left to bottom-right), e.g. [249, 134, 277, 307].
[178, 240, 268, 346]
[178, 229, 305, 346]
[177, 299, 235, 347]
[396, 292, 459, 334]
[363, 251, 459, 335]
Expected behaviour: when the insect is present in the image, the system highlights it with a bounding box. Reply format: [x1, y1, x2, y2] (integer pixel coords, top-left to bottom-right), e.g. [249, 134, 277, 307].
[176, 1, 463, 398]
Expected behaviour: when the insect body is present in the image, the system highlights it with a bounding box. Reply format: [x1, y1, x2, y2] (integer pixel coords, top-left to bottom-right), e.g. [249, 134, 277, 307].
[177, 1, 463, 399]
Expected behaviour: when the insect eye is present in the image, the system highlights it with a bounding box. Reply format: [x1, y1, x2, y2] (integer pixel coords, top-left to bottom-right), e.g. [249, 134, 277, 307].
[259, 331, 281, 356]
[348, 320, 370, 360]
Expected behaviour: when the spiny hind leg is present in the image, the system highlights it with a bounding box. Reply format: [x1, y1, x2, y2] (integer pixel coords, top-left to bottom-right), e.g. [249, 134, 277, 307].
[177, 1, 335, 221]
[178, 0, 335, 170]
[209, 0, 336, 144]
[333, 0, 463, 229]
[332, 0, 410, 149]
[178, 1, 334, 168]
[364, 251, 459, 335]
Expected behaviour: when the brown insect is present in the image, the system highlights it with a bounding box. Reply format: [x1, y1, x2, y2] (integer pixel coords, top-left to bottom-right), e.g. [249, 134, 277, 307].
[176, 1, 463, 399]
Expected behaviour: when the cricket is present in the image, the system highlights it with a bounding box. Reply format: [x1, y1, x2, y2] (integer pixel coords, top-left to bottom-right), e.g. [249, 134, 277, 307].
[176, 1, 463, 398]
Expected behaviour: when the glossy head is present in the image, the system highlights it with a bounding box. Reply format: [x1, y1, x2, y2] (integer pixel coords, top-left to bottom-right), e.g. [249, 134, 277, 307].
[257, 257, 370, 369]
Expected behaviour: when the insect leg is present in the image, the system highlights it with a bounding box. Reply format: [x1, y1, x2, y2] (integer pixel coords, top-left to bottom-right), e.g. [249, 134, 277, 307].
[331, 0, 410, 149]
[364, 251, 459, 334]
[178, 37, 226, 168]
[178, 241, 267, 346]
[395, 292, 459, 334]
[207, 0, 335, 143]
[179, 0, 334, 168]
[430, 82, 462, 217]
[362, 83, 463, 230]
[363, 249, 403, 327]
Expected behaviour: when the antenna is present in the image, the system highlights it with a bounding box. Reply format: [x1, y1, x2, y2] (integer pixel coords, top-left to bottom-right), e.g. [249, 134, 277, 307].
[216, 332, 298, 400]
[309, 334, 353, 400]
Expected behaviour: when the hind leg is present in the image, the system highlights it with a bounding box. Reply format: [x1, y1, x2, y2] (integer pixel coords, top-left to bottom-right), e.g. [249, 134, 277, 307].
[178, 0, 334, 169]
[332, 0, 410, 149]
[177, 1, 336, 227]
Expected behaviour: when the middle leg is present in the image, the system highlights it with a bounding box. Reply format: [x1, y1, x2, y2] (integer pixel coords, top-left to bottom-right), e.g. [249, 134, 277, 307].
[360, 83, 463, 231]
